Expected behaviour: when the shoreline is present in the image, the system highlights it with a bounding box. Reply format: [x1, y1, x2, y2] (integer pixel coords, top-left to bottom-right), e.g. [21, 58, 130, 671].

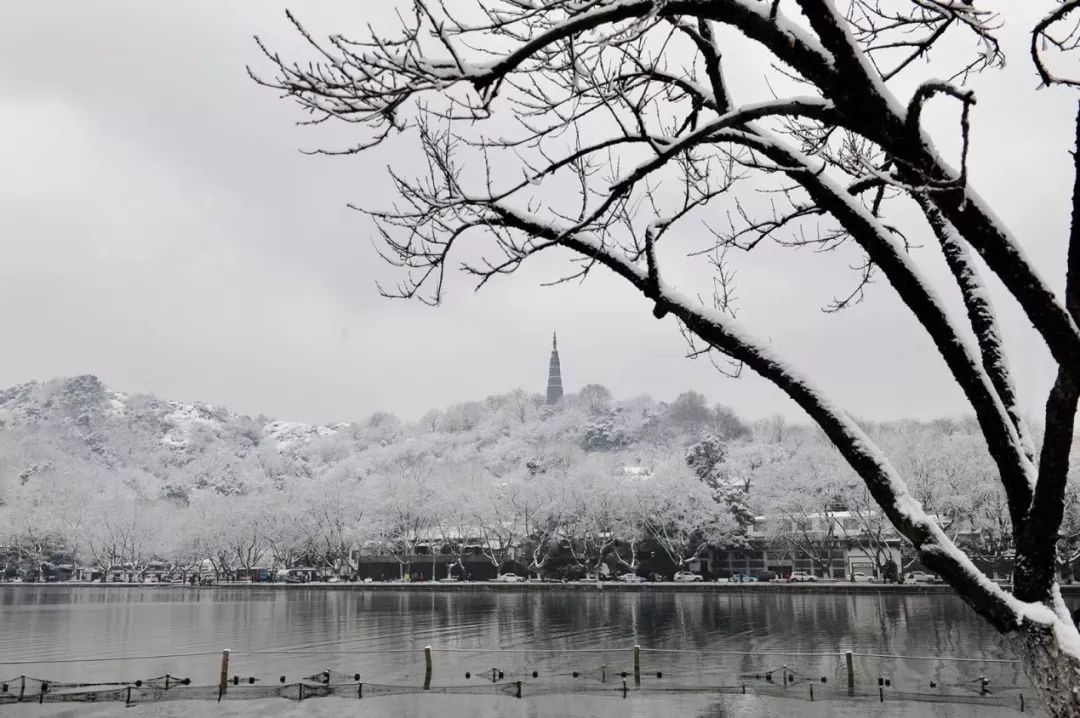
[4, 581, 1078, 595]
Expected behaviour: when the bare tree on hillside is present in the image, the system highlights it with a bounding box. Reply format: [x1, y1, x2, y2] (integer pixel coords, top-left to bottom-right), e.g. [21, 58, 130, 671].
[257, 1, 1080, 710]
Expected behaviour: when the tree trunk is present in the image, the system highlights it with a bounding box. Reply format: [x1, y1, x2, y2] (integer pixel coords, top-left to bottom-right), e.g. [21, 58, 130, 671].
[1019, 617, 1080, 717]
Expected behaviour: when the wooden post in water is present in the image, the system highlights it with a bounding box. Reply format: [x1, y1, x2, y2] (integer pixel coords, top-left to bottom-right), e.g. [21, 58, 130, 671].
[18, 675, 24, 702]
[218, 649, 230, 702]
[424, 646, 433, 690]
[633, 645, 641, 686]
[845, 651, 855, 697]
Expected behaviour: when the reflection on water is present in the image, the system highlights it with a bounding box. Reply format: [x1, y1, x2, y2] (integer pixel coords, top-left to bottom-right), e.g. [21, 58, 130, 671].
[3, 587, 1070, 717]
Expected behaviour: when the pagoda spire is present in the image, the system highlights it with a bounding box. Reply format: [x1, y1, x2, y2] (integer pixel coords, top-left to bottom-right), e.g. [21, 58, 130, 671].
[546, 332, 564, 405]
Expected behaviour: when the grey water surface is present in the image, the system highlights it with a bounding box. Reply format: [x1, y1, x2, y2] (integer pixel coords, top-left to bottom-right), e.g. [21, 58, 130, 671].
[3, 587, 1071, 717]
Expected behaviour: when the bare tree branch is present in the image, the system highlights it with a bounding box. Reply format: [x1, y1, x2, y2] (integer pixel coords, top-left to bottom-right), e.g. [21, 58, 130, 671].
[1022, 103, 1080, 602]
[260, 3, 1080, 707]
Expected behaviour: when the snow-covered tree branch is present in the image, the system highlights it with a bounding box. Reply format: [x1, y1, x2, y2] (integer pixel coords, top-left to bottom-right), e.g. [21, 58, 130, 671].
[259, 1, 1080, 711]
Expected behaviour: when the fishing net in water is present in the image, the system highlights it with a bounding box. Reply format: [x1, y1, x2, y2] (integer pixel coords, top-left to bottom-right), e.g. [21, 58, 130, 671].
[0, 650, 1037, 713]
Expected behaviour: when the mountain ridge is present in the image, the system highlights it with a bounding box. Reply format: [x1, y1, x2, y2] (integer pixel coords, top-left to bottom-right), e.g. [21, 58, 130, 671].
[0, 374, 746, 510]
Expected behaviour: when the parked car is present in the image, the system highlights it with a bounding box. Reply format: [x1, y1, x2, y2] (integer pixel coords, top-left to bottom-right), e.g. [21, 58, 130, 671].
[904, 571, 938, 584]
[850, 572, 875, 583]
[730, 573, 758, 583]
[492, 573, 525, 583]
[325, 576, 343, 583]
[752, 571, 779, 583]
[618, 573, 647, 583]
[788, 571, 816, 583]
[673, 571, 703, 583]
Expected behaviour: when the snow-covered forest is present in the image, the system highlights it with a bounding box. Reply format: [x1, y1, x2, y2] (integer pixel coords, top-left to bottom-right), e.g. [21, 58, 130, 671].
[2, 375, 1076, 581]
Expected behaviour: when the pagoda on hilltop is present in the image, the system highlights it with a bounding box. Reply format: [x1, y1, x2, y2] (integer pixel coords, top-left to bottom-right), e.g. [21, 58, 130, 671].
[546, 332, 564, 405]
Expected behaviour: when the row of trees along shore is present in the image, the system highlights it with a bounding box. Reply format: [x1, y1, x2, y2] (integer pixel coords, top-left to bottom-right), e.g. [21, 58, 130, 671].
[250, 0, 1080, 712]
[3, 389, 1078, 587]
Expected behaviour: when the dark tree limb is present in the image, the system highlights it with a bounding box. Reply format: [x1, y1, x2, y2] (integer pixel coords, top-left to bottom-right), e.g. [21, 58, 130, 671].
[485, 200, 1022, 633]
[1019, 103, 1080, 603]
[259, 5, 1080, 707]
[712, 127, 1036, 525]
[776, 2, 1080, 375]
[1032, 1, 1080, 88]
[914, 194, 1035, 462]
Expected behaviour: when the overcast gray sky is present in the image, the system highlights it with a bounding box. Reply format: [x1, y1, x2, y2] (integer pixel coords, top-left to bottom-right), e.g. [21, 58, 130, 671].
[0, 1, 1074, 425]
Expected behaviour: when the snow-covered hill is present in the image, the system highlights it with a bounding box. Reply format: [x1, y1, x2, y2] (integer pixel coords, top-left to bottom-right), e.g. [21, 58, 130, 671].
[0, 375, 749, 512]
[0, 375, 349, 501]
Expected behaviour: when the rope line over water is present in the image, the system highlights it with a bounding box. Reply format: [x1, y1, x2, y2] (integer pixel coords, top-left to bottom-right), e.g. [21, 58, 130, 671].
[0, 670, 1033, 713]
[0, 651, 221, 666]
[641, 649, 848, 657]
[0, 643, 1036, 715]
[848, 652, 1021, 664]
[0, 645, 1023, 666]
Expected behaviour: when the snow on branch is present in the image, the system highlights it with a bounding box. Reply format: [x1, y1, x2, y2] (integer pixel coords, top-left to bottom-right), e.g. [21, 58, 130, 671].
[251, 1, 840, 152]
[914, 195, 1035, 463]
[1032, 0, 1080, 88]
[259, 0, 1080, 661]
[1022, 105, 1080, 604]
[487, 199, 1032, 632]
[709, 125, 1037, 504]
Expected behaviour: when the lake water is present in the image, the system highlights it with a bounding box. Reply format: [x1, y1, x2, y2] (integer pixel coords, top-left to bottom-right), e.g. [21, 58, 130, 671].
[3, 586, 1073, 717]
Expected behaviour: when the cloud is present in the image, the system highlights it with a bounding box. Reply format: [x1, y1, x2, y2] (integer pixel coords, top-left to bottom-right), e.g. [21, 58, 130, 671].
[0, 0, 1071, 426]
